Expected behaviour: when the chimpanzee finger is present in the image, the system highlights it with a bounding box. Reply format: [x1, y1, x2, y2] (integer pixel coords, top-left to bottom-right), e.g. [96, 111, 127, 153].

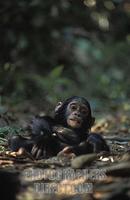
[57, 146, 72, 156]
[62, 146, 73, 154]
[36, 148, 42, 159]
[31, 144, 38, 157]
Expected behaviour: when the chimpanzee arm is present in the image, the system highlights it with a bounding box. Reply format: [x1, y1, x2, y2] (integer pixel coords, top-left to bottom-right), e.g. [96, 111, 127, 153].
[9, 116, 55, 159]
[28, 115, 57, 159]
[69, 133, 109, 155]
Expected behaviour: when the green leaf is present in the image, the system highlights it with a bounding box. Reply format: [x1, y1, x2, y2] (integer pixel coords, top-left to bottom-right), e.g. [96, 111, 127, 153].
[49, 65, 64, 79]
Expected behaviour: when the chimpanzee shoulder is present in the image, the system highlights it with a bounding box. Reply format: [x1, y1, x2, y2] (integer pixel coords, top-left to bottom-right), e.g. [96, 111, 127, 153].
[29, 115, 54, 136]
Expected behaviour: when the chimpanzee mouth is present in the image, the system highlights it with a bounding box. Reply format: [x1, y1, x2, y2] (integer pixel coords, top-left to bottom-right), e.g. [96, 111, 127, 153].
[70, 118, 81, 123]
[67, 118, 82, 128]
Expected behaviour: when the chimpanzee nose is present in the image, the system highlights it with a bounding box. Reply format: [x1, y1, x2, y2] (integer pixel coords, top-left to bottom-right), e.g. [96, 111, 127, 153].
[74, 112, 81, 117]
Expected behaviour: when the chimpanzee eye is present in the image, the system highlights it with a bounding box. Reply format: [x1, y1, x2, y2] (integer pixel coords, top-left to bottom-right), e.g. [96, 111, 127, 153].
[71, 105, 77, 110]
[82, 109, 88, 115]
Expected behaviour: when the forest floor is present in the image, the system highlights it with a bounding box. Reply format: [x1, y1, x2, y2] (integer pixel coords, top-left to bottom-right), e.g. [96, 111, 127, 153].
[0, 100, 130, 200]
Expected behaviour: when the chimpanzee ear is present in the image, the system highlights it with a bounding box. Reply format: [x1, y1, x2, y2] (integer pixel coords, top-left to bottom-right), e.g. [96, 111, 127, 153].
[90, 117, 95, 127]
[55, 102, 63, 113]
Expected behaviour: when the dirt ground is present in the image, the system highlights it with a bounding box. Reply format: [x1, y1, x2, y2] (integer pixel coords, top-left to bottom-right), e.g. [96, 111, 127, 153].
[0, 102, 130, 200]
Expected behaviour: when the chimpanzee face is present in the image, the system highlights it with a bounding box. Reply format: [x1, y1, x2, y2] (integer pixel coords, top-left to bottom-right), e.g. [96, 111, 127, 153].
[54, 96, 94, 130]
[66, 100, 89, 129]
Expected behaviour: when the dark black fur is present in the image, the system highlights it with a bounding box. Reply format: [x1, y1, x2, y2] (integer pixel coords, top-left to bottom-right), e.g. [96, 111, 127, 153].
[9, 96, 109, 159]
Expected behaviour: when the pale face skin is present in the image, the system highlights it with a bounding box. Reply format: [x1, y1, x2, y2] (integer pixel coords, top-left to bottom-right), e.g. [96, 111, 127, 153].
[66, 101, 89, 129]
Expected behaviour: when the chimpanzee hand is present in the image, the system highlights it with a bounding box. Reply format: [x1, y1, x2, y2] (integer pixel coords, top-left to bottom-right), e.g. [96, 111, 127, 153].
[87, 133, 109, 153]
[57, 146, 76, 158]
[30, 116, 54, 159]
[53, 126, 80, 145]
[31, 135, 53, 159]
[31, 141, 45, 159]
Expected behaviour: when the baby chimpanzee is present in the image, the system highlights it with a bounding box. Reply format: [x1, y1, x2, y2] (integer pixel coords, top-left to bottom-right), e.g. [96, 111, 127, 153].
[9, 96, 109, 159]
